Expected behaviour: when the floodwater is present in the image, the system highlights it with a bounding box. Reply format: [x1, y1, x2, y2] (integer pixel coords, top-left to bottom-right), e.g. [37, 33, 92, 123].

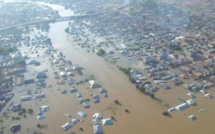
[47, 21, 215, 134]
[3, 2, 215, 134]
[36, 2, 75, 17]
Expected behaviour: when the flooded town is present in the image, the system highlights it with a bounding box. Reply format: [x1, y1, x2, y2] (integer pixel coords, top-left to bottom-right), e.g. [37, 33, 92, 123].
[1, 0, 215, 134]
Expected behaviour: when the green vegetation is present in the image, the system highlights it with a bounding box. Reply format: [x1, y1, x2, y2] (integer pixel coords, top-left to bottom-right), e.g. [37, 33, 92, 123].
[12, 116, 20, 120]
[37, 124, 42, 129]
[18, 111, 23, 116]
[0, 46, 17, 55]
[114, 100, 121, 105]
[118, 67, 130, 76]
[0, 117, 3, 123]
[162, 111, 170, 116]
[79, 127, 84, 131]
[54, 75, 60, 79]
[96, 49, 105, 56]
[150, 93, 155, 98]
[14, 59, 26, 66]
[124, 109, 130, 113]
[27, 109, 33, 114]
[22, 108, 26, 113]
[129, 76, 136, 83]
[77, 70, 83, 75]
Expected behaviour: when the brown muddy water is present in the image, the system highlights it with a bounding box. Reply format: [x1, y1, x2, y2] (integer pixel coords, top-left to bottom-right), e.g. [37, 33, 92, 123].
[3, 20, 215, 134]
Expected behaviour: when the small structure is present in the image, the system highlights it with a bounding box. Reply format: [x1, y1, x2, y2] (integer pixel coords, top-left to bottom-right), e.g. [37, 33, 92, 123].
[175, 103, 189, 111]
[10, 124, 21, 133]
[61, 122, 72, 131]
[186, 93, 196, 98]
[89, 80, 101, 88]
[93, 99, 100, 103]
[29, 60, 39, 65]
[65, 67, 73, 72]
[65, 113, 72, 118]
[186, 99, 196, 105]
[72, 118, 80, 124]
[102, 118, 113, 125]
[143, 56, 155, 64]
[20, 95, 31, 102]
[77, 92, 82, 98]
[68, 72, 74, 76]
[188, 115, 197, 120]
[36, 72, 47, 79]
[92, 118, 101, 125]
[82, 102, 90, 108]
[93, 94, 100, 99]
[37, 114, 46, 120]
[200, 90, 207, 94]
[57, 79, 65, 85]
[70, 88, 77, 93]
[78, 98, 85, 104]
[61, 90, 67, 94]
[93, 113, 103, 119]
[73, 65, 82, 71]
[41, 105, 50, 112]
[34, 93, 45, 100]
[11, 103, 22, 112]
[168, 107, 176, 112]
[99, 88, 107, 94]
[103, 93, 108, 98]
[93, 125, 103, 134]
[77, 111, 87, 117]
[204, 94, 213, 99]
[60, 72, 67, 77]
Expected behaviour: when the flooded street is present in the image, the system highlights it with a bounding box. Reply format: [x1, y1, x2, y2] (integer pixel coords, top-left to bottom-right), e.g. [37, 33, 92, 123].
[1, 1, 215, 134]
[46, 21, 215, 134]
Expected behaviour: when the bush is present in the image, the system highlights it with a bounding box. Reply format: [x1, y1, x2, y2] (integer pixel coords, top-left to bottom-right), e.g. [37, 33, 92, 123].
[36, 125, 40, 129]
[23, 114, 27, 118]
[129, 76, 136, 83]
[18, 111, 23, 116]
[96, 49, 105, 56]
[162, 111, 169, 116]
[139, 86, 145, 92]
[79, 127, 83, 131]
[27, 109, 33, 114]
[22, 108, 26, 113]
[150, 93, 155, 98]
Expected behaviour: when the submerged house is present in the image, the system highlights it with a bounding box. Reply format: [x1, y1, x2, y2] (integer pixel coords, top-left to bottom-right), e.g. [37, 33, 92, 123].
[10, 124, 21, 133]
[175, 103, 189, 111]
[20, 95, 31, 102]
[89, 80, 101, 88]
[61, 122, 72, 131]
[36, 72, 47, 79]
[93, 125, 103, 134]
[102, 118, 113, 125]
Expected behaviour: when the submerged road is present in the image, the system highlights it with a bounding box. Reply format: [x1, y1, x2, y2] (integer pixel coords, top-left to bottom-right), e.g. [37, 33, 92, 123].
[0, 1, 129, 32]
[0, 13, 104, 32]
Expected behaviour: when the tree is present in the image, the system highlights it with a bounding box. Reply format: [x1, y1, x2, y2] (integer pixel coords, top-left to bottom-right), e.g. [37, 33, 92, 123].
[139, 86, 145, 92]
[162, 111, 169, 116]
[37, 124, 41, 128]
[129, 76, 136, 83]
[96, 49, 105, 56]
[59, 52, 63, 57]
[150, 93, 155, 98]
[27, 109, 33, 114]
[18, 111, 23, 116]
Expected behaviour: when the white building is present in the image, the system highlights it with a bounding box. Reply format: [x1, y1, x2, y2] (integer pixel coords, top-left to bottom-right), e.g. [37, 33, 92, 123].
[175, 103, 189, 111]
